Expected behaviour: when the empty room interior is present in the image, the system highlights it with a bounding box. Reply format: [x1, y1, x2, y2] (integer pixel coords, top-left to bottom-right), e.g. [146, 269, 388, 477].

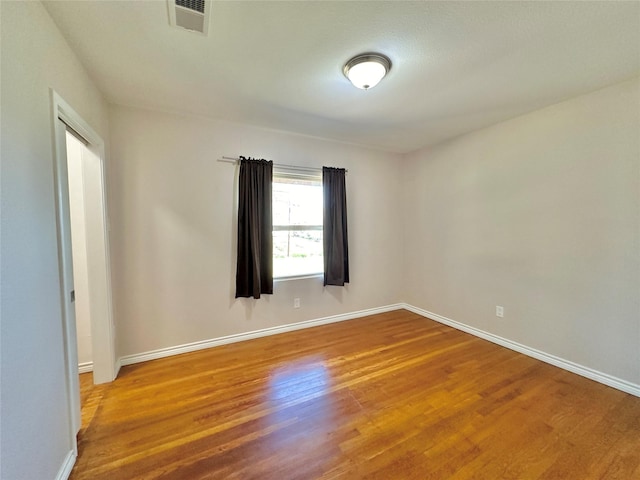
[2, 1, 640, 479]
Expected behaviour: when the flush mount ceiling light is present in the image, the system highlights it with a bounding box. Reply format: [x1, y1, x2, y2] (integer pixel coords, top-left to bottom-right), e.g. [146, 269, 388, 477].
[343, 53, 392, 90]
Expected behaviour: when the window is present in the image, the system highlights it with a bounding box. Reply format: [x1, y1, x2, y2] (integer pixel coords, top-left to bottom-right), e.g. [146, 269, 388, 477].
[273, 171, 323, 278]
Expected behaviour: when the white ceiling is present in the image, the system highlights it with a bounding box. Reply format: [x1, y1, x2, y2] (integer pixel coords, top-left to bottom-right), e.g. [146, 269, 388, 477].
[44, 1, 640, 154]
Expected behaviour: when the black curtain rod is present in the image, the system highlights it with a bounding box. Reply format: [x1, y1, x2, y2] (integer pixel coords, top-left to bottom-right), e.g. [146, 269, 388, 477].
[218, 156, 347, 173]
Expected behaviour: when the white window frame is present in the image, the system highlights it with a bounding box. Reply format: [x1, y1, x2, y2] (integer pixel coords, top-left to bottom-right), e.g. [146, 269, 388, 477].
[272, 169, 324, 280]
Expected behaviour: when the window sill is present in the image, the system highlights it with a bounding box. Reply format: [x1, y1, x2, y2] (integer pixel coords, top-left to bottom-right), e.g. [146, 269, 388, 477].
[274, 273, 323, 282]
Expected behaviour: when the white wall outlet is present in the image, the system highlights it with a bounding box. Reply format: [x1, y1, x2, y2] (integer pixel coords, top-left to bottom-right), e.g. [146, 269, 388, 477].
[294, 298, 300, 309]
[496, 306, 504, 318]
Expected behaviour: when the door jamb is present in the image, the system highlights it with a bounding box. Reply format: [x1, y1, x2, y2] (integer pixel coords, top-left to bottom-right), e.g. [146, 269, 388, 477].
[50, 89, 118, 447]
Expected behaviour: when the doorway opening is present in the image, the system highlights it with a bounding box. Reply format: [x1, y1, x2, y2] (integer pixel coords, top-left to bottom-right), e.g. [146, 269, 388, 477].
[65, 130, 93, 375]
[51, 91, 117, 454]
[65, 130, 108, 434]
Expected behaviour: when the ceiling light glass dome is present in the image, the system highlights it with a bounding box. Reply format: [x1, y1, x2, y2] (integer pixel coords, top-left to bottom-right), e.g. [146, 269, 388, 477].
[343, 53, 392, 90]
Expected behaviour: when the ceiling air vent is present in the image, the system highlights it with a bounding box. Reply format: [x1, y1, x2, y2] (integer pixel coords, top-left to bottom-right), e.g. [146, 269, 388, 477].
[168, 0, 211, 35]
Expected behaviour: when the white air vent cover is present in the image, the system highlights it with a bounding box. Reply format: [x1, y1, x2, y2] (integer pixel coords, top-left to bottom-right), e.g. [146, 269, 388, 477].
[168, 0, 211, 35]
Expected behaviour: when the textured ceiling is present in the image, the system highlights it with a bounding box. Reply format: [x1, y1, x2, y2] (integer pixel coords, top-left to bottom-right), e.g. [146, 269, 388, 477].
[44, 1, 640, 153]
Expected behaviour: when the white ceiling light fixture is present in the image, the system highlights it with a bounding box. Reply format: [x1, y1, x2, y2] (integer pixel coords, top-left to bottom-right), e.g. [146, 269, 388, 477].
[343, 53, 392, 90]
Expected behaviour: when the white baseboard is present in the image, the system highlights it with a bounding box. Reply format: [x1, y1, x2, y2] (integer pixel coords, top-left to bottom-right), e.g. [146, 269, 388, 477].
[116, 302, 638, 398]
[78, 361, 93, 374]
[119, 304, 404, 367]
[402, 303, 640, 398]
[55, 450, 76, 480]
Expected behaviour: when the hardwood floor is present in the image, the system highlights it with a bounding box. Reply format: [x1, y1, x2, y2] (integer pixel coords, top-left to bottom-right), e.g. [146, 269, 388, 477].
[70, 310, 640, 479]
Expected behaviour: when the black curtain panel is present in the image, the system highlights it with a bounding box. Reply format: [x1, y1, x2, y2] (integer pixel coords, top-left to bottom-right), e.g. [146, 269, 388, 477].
[323, 167, 350, 286]
[235, 157, 273, 299]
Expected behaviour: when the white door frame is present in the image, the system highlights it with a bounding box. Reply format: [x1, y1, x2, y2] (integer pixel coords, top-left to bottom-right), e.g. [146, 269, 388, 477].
[50, 90, 118, 439]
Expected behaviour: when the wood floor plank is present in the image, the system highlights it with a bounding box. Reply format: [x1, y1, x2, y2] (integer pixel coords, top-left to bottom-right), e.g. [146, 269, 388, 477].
[70, 310, 640, 479]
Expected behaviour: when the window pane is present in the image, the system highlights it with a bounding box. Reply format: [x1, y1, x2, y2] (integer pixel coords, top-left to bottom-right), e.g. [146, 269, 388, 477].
[273, 180, 322, 227]
[273, 230, 323, 277]
[273, 174, 323, 278]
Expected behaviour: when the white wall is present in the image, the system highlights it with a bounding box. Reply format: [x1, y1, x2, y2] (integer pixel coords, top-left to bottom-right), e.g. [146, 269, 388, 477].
[0, 2, 110, 478]
[402, 77, 640, 386]
[108, 105, 404, 358]
[109, 106, 402, 355]
[66, 132, 93, 366]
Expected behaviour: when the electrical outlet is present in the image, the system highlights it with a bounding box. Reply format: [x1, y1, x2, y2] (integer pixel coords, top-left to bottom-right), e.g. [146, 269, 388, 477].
[294, 298, 300, 309]
[496, 306, 504, 318]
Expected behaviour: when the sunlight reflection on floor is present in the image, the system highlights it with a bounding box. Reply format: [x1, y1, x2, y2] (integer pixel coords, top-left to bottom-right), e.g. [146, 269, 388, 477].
[264, 357, 335, 451]
[268, 357, 331, 403]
